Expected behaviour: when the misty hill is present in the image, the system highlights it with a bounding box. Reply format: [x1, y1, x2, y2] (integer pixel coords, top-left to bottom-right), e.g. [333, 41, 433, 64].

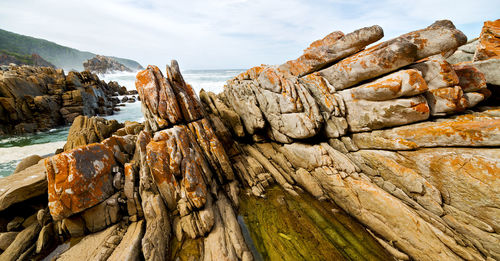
[0, 28, 143, 71]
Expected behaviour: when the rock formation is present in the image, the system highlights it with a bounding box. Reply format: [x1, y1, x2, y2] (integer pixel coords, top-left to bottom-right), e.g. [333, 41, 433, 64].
[1, 18, 499, 261]
[83, 55, 133, 74]
[0, 65, 126, 134]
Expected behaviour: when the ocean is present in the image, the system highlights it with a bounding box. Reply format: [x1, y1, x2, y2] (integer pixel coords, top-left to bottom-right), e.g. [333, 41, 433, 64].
[0, 69, 244, 177]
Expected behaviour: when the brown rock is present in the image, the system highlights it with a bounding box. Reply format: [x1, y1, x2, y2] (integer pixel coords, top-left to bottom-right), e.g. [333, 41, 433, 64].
[63, 115, 122, 151]
[0, 222, 41, 261]
[13, 154, 42, 173]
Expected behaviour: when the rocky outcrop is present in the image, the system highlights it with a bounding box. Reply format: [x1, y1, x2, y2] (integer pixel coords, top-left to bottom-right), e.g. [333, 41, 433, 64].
[63, 115, 123, 151]
[83, 55, 133, 74]
[5, 18, 500, 261]
[0, 65, 125, 134]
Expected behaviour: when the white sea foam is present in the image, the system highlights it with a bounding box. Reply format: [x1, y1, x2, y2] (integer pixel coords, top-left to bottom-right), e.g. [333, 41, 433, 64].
[0, 141, 66, 164]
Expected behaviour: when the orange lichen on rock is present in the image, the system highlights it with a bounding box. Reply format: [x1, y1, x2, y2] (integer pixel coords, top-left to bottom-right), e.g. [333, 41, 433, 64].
[474, 19, 500, 61]
[452, 63, 487, 92]
[279, 25, 383, 77]
[45, 143, 117, 220]
[426, 86, 468, 115]
[146, 125, 210, 213]
[344, 69, 428, 101]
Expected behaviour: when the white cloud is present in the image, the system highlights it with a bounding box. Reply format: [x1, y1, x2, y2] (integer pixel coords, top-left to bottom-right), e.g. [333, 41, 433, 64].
[0, 0, 498, 69]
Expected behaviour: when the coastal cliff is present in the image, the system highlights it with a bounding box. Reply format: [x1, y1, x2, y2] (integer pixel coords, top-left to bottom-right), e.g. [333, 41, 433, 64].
[0, 18, 499, 261]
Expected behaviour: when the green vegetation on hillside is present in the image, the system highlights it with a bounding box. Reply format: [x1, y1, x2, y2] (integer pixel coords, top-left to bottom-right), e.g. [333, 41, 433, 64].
[0, 49, 34, 65]
[0, 28, 142, 71]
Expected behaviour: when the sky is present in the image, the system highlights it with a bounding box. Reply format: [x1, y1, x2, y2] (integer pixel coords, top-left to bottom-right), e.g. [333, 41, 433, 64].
[0, 0, 498, 70]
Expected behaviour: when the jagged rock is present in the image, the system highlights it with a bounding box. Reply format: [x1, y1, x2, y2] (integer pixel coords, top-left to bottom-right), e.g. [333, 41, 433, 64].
[146, 125, 211, 213]
[45, 143, 117, 220]
[0, 161, 46, 211]
[13, 154, 42, 173]
[83, 55, 132, 74]
[63, 115, 122, 151]
[474, 19, 500, 61]
[136, 130, 171, 261]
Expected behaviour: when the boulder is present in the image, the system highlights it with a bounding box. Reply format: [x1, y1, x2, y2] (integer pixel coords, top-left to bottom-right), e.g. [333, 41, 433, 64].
[13, 154, 42, 173]
[0, 161, 46, 211]
[45, 143, 117, 220]
[63, 115, 122, 151]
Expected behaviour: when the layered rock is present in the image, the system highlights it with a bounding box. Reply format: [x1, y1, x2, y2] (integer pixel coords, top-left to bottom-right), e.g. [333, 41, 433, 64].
[7, 18, 500, 261]
[83, 55, 132, 74]
[0, 65, 124, 134]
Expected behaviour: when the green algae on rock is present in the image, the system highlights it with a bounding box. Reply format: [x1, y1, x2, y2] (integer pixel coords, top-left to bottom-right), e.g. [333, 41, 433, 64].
[239, 186, 393, 261]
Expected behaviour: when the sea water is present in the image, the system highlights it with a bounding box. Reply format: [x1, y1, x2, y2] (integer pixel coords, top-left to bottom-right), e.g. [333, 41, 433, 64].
[0, 69, 243, 177]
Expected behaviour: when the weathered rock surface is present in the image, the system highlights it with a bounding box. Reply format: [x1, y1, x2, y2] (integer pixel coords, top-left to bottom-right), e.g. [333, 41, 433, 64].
[0, 65, 124, 134]
[83, 55, 133, 74]
[45, 143, 117, 220]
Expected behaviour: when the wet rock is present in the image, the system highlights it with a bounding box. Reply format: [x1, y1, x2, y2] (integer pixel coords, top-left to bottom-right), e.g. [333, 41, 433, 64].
[45, 143, 117, 220]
